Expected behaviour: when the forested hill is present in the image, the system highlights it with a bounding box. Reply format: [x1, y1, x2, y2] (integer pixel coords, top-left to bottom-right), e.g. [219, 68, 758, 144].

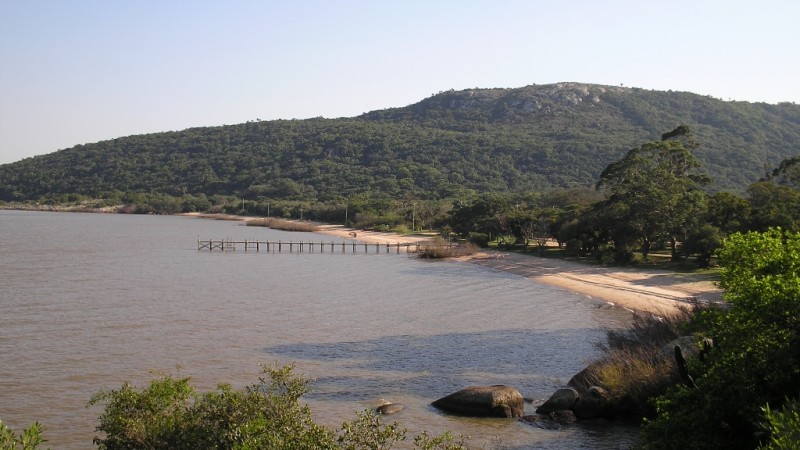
[2, 82, 799, 202]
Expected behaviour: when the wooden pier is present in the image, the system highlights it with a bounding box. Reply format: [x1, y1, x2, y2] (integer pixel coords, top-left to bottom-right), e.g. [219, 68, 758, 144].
[197, 239, 441, 254]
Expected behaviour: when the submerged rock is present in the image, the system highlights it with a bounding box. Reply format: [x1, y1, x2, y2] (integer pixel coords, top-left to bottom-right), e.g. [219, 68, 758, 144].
[520, 410, 577, 430]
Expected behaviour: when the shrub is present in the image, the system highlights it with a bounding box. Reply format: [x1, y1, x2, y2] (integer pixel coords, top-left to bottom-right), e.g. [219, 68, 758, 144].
[89, 363, 471, 450]
[391, 224, 411, 235]
[417, 239, 480, 259]
[89, 364, 337, 449]
[599, 307, 700, 354]
[246, 217, 319, 232]
[337, 410, 406, 450]
[641, 229, 800, 449]
[759, 399, 800, 450]
[580, 347, 677, 417]
[578, 307, 703, 417]
[0, 420, 48, 450]
[413, 431, 470, 450]
[467, 233, 488, 247]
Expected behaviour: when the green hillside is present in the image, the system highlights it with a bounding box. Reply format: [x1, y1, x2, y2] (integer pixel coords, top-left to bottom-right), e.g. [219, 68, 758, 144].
[2, 83, 799, 202]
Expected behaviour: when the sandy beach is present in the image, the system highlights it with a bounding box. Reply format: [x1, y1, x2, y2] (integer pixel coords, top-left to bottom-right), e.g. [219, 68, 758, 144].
[466, 251, 722, 315]
[313, 224, 722, 316]
[185, 213, 723, 316]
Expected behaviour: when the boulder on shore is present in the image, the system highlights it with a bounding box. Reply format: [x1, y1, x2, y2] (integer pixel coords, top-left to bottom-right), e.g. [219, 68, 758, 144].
[535, 385, 610, 420]
[573, 386, 609, 419]
[535, 387, 579, 415]
[432, 385, 524, 418]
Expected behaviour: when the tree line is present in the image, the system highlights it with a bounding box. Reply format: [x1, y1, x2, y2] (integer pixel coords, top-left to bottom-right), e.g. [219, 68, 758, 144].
[8, 125, 799, 268]
[3, 84, 800, 203]
[448, 126, 800, 266]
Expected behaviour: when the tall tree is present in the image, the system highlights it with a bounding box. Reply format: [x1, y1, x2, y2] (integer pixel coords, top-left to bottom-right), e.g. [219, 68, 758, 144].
[448, 193, 513, 241]
[763, 154, 800, 189]
[596, 126, 710, 261]
[746, 181, 800, 232]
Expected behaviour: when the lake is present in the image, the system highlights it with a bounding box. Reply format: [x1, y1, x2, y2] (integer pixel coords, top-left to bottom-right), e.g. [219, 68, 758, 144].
[0, 210, 637, 449]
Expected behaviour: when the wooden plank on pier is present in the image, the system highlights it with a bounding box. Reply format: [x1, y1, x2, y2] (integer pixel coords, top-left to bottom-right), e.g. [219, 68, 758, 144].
[195, 239, 431, 255]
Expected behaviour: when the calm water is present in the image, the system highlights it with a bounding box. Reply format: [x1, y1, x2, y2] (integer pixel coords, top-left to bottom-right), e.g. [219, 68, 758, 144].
[0, 211, 636, 449]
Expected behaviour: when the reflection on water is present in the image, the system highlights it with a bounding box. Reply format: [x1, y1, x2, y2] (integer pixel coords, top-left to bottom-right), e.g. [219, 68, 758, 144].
[0, 211, 637, 449]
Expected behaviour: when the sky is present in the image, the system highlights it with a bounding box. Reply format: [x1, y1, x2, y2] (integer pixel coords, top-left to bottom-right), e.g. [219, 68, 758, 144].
[1, 1, 798, 165]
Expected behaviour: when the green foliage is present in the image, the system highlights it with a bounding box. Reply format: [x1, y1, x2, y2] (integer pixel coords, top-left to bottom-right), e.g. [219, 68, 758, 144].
[337, 410, 406, 450]
[89, 364, 338, 450]
[764, 155, 800, 189]
[747, 182, 800, 232]
[0, 420, 48, 450]
[641, 229, 800, 449]
[596, 126, 710, 261]
[448, 193, 513, 238]
[706, 191, 751, 236]
[88, 363, 472, 450]
[759, 399, 800, 450]
[2, 84, 800, 203]
[681, 224, 722, 267]
[412, 431, 469, 450]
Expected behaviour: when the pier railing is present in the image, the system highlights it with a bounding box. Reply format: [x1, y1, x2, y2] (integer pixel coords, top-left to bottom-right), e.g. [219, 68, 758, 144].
[197, 239, 444, 254]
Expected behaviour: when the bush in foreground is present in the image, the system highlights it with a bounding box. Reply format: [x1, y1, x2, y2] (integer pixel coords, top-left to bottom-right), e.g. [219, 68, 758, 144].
[759, 399, 800, 450]
[89, 363, 468, 450]
[641, 229, 800, 449]
[0, 419, 48, 450]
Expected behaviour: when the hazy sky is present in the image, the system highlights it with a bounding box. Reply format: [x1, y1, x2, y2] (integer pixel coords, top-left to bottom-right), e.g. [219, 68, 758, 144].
[1, 1, 798, 165]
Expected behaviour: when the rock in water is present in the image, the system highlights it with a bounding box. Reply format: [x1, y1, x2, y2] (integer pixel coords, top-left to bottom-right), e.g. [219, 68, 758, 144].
[431, 385, 524, 418]
[375, 403, 404, 415]
[535, 388, 580, 415]
[572, 386, 609, 419]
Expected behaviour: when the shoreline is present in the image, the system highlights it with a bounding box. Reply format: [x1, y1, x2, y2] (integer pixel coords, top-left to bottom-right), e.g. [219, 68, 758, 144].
[183, 213, 722, 315]
[7, 207, 723, 315]
[464, 251, 722, 315]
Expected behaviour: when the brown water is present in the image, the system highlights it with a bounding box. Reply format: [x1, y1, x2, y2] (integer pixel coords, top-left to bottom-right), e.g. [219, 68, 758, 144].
[0, 211, 637, 449]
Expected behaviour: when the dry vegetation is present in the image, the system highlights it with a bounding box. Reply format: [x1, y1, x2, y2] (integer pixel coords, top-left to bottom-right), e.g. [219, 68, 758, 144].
[416, 238, 480, 259]
[246, 217, 320, 232]
[571, 305, 704, 417]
